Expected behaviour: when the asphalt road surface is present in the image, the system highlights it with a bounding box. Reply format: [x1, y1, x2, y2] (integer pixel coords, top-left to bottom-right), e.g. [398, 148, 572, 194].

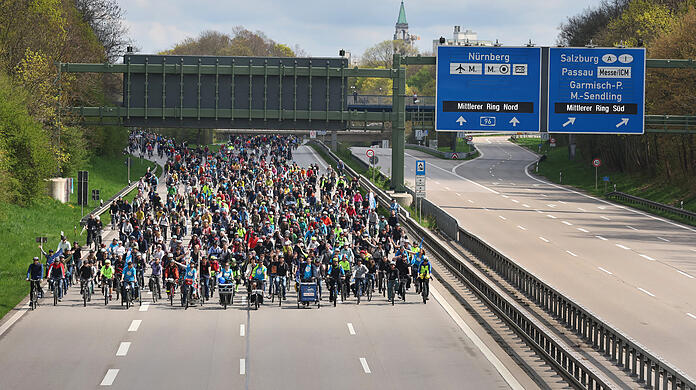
[0, 145, 527, 390]
[352, 138, 696, 377]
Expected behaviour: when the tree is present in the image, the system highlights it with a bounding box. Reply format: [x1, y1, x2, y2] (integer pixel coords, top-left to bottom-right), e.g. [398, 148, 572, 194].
[360, 40, 418, 68]
[557, 0, 630, 46]
[73, 0, 131, 63]
[161, 27, 303, 58]
[595, 0, 674, 47]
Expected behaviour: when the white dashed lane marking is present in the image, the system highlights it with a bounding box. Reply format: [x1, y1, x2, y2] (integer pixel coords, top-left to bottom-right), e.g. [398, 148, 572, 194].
[657, 237, 671, 242]
[577, 228, 589, 233]
[616, 244, 631, 250]
[360, 358, 372, 374]
[638, 287, 655, 297]
[539, 237, 550, 243]
[100, 369, 119, 386]
[688, 313, 696, 320]
[240, 359, 246, 375]
[347, 323, 356, 335]
[116, 342, 131, 357]
[517, 225, 526, 230]
[626, 225, 638, 231]
[240, 324, 245, 336]
[562, 221, 572, 226]
[566, 251, 578, 257]
[598, 267, 613, 275]
[139, 302, 149, 312]
[640, 254, 655, 261]
[128, 320, 141, 332]
[601, 216, 611, 221]
[522, 204, 530, 208]
[596, 236, 608, 241]
[676, 270, 694, 279]
[499, 215, 507, 220]
[578, 208, 586, 212]
[547, 215, 557, 219]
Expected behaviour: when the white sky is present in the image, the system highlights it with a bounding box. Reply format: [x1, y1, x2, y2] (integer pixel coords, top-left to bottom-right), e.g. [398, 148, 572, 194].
[119, 0, 605, 57]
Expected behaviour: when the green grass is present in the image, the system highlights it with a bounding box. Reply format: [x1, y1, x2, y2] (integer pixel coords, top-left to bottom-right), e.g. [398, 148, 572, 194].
[0, 155, 156, 319]
[513, 138, 696, 226]
[437, 139, 473, 153]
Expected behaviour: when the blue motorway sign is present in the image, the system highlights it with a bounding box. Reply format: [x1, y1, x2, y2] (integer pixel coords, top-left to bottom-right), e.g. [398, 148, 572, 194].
[435, 46, 542, 132]
[548, 47, 645, 134]
[415, 160, 426, 176]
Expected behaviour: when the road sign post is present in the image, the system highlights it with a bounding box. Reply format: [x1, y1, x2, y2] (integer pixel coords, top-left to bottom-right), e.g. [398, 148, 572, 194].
[415, 160, 426, 223]
[547, 47, 645, 134]
[592, 158, 602, 189]
[366, 149, 376, 183]
[436, 46, 542, 132]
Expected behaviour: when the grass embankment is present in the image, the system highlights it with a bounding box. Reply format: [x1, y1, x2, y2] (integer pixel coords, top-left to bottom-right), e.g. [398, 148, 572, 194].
[407, 141, 479, 161]
[437, 139, 473, 153]
[513, 138, 696, 226]
[0, 155, 156, 319]
[309, 142, 437, 230]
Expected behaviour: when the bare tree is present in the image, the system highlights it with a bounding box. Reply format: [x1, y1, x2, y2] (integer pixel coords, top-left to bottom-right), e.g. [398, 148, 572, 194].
[74, 0, 131, 62]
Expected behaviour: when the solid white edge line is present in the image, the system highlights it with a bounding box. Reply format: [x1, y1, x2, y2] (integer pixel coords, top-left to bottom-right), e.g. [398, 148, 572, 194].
[116, 342, 131, 357]
[638, 287, 656, 297]
[0, 303, 30, 338]
[240, 324, 245, 337]
[598, 267, 613, 275]
[347, 323, 356, 335]
[359, 357, 372, 374]
[431, 287, 523, 390]
[139, 302, 149, 312]
[100, 369, 119, 386]
[522, 158, 696, 234]
[676, 270, 695, 279]
[128, 320, 142, 332]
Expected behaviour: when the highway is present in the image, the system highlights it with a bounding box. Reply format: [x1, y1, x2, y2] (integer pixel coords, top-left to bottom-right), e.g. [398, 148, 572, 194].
[0, 145, 531, 390]
[352, 138, 696, 377]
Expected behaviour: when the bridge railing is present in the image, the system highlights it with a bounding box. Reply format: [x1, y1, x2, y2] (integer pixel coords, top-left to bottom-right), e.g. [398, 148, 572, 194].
[605, 191, 696, 222]
[348, 95, 436, 106]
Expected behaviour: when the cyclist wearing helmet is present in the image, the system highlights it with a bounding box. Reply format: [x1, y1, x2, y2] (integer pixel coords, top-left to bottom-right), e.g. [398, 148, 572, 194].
[418, 256, 432, 301]
[100, 260, 115, 298]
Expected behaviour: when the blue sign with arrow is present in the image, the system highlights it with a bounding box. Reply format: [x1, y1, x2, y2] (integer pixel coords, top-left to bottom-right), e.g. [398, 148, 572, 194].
[547, 47, 645, 134]
[435, 46, 542, 132]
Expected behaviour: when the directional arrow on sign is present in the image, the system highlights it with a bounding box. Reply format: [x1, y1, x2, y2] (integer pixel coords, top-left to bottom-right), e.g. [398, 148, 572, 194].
[616, 118, 629, 128]
[456, 116, 467, 126]
[562, 117, 576, 127]
[509, 117, 520, 127]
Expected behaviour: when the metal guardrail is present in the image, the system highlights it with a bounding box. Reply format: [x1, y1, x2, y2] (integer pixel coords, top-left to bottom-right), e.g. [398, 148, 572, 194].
[78, 160, 161, 227]
[606, 191, 695, 222]
[311, 140, 615, 389]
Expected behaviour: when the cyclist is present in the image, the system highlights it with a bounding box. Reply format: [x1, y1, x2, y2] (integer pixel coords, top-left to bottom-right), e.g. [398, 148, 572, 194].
[327, 257, 344, 302]
[163, 259, 180, 296]
[418, 256, 432, 301]
[249, 257, 268, 294]
[275, 257, 289, 300]
[199, 255, 211, 301]
[26, 257, 44, 298]
[353, 259, 368, 300]
[47, 257, 66, 301]
[386, 261, 400, 302]
[338, 255, 351, 297]
[100, 259, 115, 299]
[78, 260, 94, 299]
[122, 260, 138, 302]
[150, 257, 163, 299]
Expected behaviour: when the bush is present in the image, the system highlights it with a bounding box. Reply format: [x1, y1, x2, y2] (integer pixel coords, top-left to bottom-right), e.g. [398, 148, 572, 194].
[0, 73, 55, 205]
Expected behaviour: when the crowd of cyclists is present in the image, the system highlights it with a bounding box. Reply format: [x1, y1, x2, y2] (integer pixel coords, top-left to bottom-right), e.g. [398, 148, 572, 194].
[26, 131, 433, 310]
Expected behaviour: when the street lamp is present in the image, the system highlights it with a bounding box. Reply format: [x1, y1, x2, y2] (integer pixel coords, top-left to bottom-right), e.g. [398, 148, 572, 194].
[379, 87, 383, 105]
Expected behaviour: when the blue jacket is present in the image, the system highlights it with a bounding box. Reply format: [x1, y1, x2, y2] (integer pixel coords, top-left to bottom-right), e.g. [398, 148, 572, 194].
[123, 266, 137, 282]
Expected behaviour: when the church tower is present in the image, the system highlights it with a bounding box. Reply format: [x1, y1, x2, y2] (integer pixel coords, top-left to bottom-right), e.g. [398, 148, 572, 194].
[394, 1, 412, 43]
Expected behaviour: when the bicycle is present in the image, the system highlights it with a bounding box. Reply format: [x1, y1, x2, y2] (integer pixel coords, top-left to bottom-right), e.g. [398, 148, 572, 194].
[50, 278, 62, 306]
[80, 278, 91, 307]
[121, 281, 132, 309]
[366, 276, 374, 302]
[378, 271, 386, 296]
[387, 279, 397, 306]
[421, 278, 429, 304]
[102, 278, 111, 305]
[341, 277, 349, 303]
[149, 275, 161, 303]
[182, 279, 194, 309]
[329, 279, 339, 307]
[355, 278, 364, 305]
[398, 276, 408, 302]
[166, 278, 177, 306]
[271, 276, 283, 307]
[28, 279, 41, 310]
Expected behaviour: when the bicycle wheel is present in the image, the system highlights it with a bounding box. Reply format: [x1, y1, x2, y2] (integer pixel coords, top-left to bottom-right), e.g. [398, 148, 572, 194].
[54, 286, 58, 306]
[29, 287, 35, 310]
[83, 288, 87, 307]
[367, 281, 372, 302]
[125, 290, 131, 309]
